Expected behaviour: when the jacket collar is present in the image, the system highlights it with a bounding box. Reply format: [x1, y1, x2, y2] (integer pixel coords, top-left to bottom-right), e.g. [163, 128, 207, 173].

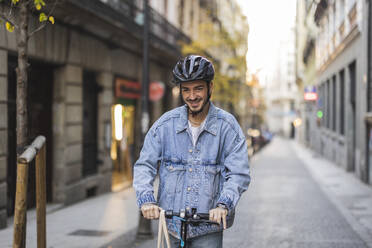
[176, 101, 218, 136]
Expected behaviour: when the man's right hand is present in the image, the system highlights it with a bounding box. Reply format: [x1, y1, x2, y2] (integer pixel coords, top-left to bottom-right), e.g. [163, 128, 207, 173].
[141, 203, 160, 219]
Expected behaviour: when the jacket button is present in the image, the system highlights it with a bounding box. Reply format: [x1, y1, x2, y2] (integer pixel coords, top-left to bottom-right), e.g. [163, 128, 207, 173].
[189, 149, 192, 153]
[189, 168, 193, 172]
[187, 187, 191, 191]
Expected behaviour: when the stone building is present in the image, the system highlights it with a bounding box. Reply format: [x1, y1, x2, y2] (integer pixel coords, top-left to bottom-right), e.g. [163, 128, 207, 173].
[363, 0, 372, 184]
[296, 0, 371, 184]
[265, 29, 298, 138]
[295, 0, 319, 147]
[0, 0, 189, 228]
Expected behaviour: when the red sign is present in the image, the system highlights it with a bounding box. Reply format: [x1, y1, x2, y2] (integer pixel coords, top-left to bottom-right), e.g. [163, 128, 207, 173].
[149, 81, 165, 102]
[115, 78, 141, 99]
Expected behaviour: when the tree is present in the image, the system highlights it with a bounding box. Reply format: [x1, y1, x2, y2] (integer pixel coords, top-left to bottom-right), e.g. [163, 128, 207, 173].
[0, 0, 56, 154]
[180, 21, 250, 112]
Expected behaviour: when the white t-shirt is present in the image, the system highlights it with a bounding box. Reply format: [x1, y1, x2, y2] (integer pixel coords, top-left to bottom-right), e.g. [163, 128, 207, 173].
[188, 119, 206, 147]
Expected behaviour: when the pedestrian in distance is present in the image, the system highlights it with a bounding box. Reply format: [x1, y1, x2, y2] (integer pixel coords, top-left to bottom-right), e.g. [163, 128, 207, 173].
[133, 55, 251, 248]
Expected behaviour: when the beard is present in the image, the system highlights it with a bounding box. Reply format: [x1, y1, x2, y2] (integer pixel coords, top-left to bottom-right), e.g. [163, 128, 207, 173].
[180, 84, 211, 117]
[185, 97, 209, 117]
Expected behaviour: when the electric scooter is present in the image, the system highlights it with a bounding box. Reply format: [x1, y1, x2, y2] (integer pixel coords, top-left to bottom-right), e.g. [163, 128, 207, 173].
[164, 208, 218, 248]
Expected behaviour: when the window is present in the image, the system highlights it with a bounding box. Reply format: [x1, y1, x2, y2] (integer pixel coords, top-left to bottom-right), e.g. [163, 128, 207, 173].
[349, 61, 356, 106]
[338, 0, 345, 25]
[179, 0, 184, 30]
[339, 69, 345, 135]
[327, 79, 331, 129]
[332, 75, 337, 131]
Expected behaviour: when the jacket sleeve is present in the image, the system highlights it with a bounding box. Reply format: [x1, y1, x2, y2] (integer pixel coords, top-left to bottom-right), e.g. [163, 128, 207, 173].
[132, 126, 162, 208]
[217, 129, 251, 210]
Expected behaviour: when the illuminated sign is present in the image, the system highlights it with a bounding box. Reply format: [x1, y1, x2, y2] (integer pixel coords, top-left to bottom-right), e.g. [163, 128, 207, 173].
[304, 92, 318, 101]
[115, 78, 141, 99]
[304, 86, 317, 101]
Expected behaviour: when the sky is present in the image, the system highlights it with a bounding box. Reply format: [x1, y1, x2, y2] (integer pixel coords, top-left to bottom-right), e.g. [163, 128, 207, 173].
[237, 0, 297, 83]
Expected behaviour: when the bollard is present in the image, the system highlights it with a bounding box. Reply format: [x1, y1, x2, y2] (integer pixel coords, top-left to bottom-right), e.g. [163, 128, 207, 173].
[36, 144, 46, 248]
[13, 161, 29, 248]
[12, 136, 46, 248]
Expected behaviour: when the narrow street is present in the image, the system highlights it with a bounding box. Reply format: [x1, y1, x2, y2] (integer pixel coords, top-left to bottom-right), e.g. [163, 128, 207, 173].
[108, 137, 372, 248]
[1, 137, 371, 248]
[223, 137, 369, 248]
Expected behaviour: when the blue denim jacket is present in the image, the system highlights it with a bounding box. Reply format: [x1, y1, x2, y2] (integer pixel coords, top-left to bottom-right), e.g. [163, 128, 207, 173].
[133, 102, 250, 239]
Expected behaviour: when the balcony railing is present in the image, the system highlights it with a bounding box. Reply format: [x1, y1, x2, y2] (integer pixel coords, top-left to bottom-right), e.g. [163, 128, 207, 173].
[69, 0, 190, 54]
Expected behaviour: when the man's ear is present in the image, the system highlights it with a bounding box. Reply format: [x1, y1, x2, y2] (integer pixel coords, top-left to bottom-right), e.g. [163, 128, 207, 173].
[209, 81, 214, 93]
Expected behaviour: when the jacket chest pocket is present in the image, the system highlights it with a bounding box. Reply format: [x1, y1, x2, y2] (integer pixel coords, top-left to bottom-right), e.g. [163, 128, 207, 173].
[203, 166, 221, 197]
[164, 164, 186, 194]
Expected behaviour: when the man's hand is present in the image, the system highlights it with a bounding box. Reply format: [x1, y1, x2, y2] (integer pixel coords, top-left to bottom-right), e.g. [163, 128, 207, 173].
[209, 205, 228, 229]
[141, 203, 160, 219]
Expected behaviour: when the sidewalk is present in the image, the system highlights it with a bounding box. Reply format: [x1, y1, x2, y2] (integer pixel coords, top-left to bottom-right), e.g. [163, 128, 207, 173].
[291, 140, 372, 247]
[0, 187, 140, 248]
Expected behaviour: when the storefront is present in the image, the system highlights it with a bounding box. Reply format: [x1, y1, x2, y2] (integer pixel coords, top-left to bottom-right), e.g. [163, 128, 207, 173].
[111, 77, 139, 191]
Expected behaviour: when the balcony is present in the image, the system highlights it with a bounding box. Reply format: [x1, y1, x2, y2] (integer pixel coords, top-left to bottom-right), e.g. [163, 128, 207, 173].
[314, 0, 328, 25]
[348, 2, 357, 29]
[64, 0, 190, 56]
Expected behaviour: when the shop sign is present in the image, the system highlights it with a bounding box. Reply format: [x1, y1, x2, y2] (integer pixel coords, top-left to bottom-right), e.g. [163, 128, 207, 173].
[115, 78, 141, 99]
[149, 81, 165, 102]
[304, 85, 317, 101]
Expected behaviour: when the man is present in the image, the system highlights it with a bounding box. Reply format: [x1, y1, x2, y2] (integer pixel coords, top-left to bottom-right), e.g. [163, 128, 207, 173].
[133, 55, 250, 247]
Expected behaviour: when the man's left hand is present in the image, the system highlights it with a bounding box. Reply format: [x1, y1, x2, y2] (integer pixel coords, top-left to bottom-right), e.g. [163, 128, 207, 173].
[209, 206, 228, 229]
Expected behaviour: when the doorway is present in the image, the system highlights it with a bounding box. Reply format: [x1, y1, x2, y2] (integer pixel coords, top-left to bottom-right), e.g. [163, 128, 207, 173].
[348, 61, 356, 172]
[82, 71, 99, 177]
[111, 104, 135, 191]
[7, 58, 54, 215]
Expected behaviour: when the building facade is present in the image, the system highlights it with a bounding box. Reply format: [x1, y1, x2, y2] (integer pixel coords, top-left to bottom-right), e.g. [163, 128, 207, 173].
[296, 0, 372, 184]
[295, 0, 319, 147]
[0, 0, 190, 228]
[0, 0, 250, 228]
[265, 29, 299, 138]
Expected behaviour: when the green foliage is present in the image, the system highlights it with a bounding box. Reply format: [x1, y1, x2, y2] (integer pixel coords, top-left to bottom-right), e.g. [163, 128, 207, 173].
[181, 22, 248, 106]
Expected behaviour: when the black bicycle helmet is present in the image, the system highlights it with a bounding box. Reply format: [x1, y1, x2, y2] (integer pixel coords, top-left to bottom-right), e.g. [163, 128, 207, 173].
[172, 55, 214, 84]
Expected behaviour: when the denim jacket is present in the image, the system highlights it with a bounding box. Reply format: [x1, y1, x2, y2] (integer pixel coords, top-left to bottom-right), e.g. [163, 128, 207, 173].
[133, 102, 250, 239]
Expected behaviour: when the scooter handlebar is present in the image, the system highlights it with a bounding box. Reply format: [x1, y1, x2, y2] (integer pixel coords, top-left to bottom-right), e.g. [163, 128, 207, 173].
[164, 210, 210, 220]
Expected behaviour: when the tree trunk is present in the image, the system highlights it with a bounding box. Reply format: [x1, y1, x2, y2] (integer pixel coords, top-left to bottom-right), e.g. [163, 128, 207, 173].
[16, 1, 29, 155]
[15, 3, 29, 247]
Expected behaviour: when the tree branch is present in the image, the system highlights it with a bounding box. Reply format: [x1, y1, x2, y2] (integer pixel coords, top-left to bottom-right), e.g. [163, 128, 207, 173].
[27, 0, 59, 38]
[0, 11, 18, 29]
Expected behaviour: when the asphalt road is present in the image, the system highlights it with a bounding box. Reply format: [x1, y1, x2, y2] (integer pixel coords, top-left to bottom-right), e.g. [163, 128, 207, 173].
[222, 138, 366, 248]
[103, 137, 368, 248]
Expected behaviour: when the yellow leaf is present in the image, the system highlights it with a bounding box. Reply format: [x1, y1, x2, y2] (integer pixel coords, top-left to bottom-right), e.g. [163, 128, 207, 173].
[36, 4, 41, 10]
[39, 13, 47, 22]
[5, 22, 14, 32]
[11, 0, 19, 5]
[49, 16, 55, 24]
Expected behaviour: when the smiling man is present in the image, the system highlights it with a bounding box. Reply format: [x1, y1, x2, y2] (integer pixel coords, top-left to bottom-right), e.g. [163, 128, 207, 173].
[133, 55, 250, 247]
